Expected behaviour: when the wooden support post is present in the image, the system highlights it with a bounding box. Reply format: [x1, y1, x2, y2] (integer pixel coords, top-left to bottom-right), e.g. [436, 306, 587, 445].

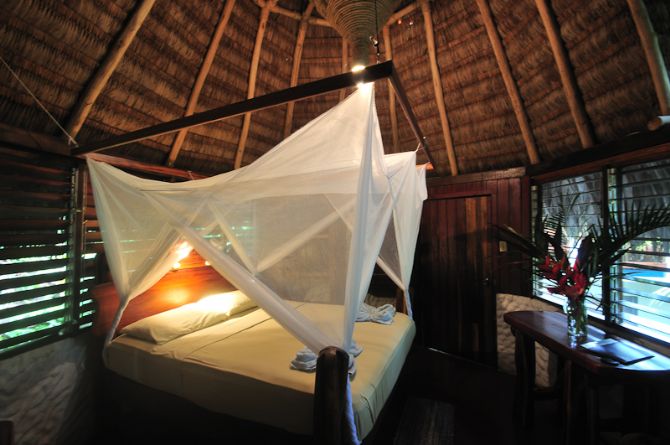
[339, 38, 348, 102]
[383, 26, 399, 153]
[627, 0, 670, 115]
[419, 0, 459, 176]
[313, 346, 350, 445]
[166, 0, 235, 166]
[64, 0, 156, 139]
[476, 0, 540, 165]
[283, 3, 315, 139]
[535, 0, 595, 149]
[234, 0, 277, 169]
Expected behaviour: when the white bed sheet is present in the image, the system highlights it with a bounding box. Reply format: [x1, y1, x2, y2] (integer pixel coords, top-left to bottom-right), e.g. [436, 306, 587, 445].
[105, 302, 415, 439]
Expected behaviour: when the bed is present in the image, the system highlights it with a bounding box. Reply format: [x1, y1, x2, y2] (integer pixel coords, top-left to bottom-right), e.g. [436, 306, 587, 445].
[104, 299, 415, 441]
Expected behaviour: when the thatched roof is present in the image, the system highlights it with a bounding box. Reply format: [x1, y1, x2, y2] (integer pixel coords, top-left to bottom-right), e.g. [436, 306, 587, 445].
[1, 0, 669, 176]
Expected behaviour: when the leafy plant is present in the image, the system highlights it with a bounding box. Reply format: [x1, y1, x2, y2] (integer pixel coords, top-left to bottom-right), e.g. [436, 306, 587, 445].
[497, 203, 670, 303]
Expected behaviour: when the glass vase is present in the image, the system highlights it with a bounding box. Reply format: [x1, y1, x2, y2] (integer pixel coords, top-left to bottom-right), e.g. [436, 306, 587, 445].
[565, 298, 588, 345]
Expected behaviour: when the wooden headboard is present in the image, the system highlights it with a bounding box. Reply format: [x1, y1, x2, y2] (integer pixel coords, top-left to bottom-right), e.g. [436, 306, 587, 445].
[91, 251, 235, 335]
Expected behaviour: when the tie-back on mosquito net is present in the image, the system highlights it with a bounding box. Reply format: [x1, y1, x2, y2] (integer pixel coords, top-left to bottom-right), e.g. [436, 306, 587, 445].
[88, 83, 427, 387]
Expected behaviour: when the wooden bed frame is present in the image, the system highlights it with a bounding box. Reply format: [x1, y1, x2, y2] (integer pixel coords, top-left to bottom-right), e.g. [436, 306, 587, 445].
[88, 61, 424, 445]
[92, 251, 410, 444]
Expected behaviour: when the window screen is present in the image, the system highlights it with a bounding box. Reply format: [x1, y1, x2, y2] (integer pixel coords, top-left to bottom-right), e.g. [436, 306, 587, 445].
[611, 159, 670, 342]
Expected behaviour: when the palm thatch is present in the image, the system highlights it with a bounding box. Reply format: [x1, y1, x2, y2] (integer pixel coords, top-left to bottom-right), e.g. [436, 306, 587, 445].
[0, 0, 667, 176]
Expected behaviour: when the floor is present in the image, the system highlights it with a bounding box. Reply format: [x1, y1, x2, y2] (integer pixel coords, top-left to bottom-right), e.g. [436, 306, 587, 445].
[88, 347, 566, 445]
[370, 347, 564, 445]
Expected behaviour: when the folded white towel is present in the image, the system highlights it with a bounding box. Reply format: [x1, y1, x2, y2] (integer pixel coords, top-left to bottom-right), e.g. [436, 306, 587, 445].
[356, 302, 396, 324]
[290, 341, 362, 374]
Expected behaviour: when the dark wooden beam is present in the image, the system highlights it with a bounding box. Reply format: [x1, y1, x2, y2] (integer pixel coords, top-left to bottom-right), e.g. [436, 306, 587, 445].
[313, 346, 350, 445]
[528, 125, 670, 183]
[72, 62, 395, 156]
[86, 153, 207, 179]
[388, 64, 438, 170]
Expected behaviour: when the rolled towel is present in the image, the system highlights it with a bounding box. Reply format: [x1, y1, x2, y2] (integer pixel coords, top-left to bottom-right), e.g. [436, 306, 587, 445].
[356, 302, 396, 324]
[290, 347, 318, 372]
[290, 341, 362, 374]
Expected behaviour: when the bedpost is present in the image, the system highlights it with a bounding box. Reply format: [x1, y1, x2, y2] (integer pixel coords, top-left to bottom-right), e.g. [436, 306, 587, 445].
[314, 346, 351, 445]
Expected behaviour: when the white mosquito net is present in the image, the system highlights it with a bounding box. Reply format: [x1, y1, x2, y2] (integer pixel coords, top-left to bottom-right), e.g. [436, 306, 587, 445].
[88, 84, 426, 441]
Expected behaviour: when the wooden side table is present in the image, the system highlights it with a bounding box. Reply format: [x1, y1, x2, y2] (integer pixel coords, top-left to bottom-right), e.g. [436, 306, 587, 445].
[504, 310, 670, 445]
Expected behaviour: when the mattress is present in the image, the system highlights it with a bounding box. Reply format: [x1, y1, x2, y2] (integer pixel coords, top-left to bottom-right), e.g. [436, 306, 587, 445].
[105, 302, 415, 439]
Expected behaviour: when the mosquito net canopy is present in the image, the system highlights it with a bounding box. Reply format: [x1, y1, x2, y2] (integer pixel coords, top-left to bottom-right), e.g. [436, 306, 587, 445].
[88, 83, 427, 377]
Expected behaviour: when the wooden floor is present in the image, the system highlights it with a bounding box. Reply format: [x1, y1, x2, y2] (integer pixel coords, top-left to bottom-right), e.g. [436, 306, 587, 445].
[89, 347, 564, 445]
[368, 347, 563, 445]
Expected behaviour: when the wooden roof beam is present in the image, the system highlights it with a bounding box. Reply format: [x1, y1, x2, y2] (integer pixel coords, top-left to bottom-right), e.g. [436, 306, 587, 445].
[386, 2, 419, 27]
[283, 3, 315, 139]
[476, 0, 540, 165]
[535, 0, 595, 149]
[419, 0, 457, 176]
[383, 26, 399, 153]
[234, 0, 277, 169]
[64, 0, 156, 139]
[71, 63, 418, 156]
[166, 0, 235, 167]
[627, 0, 670, 116]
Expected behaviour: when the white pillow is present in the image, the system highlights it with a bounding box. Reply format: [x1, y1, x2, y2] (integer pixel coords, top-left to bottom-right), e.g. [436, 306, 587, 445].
[121, 290, 256, 344]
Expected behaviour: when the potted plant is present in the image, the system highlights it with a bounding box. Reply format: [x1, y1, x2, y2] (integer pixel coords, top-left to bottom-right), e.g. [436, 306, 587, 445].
[497, 204, 670, 343]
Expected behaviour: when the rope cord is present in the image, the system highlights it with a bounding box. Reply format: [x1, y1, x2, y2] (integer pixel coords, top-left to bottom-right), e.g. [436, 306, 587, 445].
[0, 55, 79, 146]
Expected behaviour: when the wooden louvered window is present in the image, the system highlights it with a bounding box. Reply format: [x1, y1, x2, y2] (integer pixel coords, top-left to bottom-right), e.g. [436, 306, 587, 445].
[610, 159, 670, 342]
[0, 147, 93, 358]
[533, 172, 605, 317]
[534, 160, 670, 344]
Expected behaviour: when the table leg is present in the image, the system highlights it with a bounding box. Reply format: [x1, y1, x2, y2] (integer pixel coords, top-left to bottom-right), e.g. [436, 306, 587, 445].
[585, 375, 599, 445]
[513, 328, 536, 428]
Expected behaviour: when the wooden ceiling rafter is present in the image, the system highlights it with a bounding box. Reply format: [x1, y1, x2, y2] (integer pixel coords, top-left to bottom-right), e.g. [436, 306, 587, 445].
[535, 0, 595, 149]
[476, 0, 540, 165]
[63, 0, 156, 139]
[419, 0, 457, 176]
[383, 25, 399, 153]
[166, 0, 236, 167]
[626, 0, 670, 116]
[234, 0, 278, 169]
[283, 3, 316, 139]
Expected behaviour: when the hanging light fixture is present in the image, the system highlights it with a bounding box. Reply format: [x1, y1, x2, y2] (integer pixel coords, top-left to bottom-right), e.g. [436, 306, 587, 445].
[313, 0, 401, 68]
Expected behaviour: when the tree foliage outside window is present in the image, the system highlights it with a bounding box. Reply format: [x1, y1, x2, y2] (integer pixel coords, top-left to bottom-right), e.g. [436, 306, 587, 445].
[534, 159, 670, 343]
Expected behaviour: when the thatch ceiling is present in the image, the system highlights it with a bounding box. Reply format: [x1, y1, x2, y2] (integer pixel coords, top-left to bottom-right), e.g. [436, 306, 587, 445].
[0, 0, 668, 176]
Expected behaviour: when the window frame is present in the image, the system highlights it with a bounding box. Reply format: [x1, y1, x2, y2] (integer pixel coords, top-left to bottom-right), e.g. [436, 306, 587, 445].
[531, 157, 670, 348]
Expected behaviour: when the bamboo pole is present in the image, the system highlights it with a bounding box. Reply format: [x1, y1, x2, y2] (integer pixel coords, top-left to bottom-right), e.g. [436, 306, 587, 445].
[166, 0, 236, 166]
[535, 0, 595, 149]
[283, 3, 315, 139]
[476, 0, 540, 164]
[626, 0, 670, 115]
[339, 39, 348, 101]
[383, 26, 399, 153]
[64, 0, 156, 138]
[419, 0, 458, 175]
[234, 0, 277, 169]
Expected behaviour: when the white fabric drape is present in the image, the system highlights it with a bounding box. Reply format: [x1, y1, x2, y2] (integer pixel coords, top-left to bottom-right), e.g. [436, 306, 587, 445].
[88, 84, 426, 440]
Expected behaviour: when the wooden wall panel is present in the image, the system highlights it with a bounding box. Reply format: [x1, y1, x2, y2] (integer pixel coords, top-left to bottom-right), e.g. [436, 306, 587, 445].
[412, 171, 531, 364]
